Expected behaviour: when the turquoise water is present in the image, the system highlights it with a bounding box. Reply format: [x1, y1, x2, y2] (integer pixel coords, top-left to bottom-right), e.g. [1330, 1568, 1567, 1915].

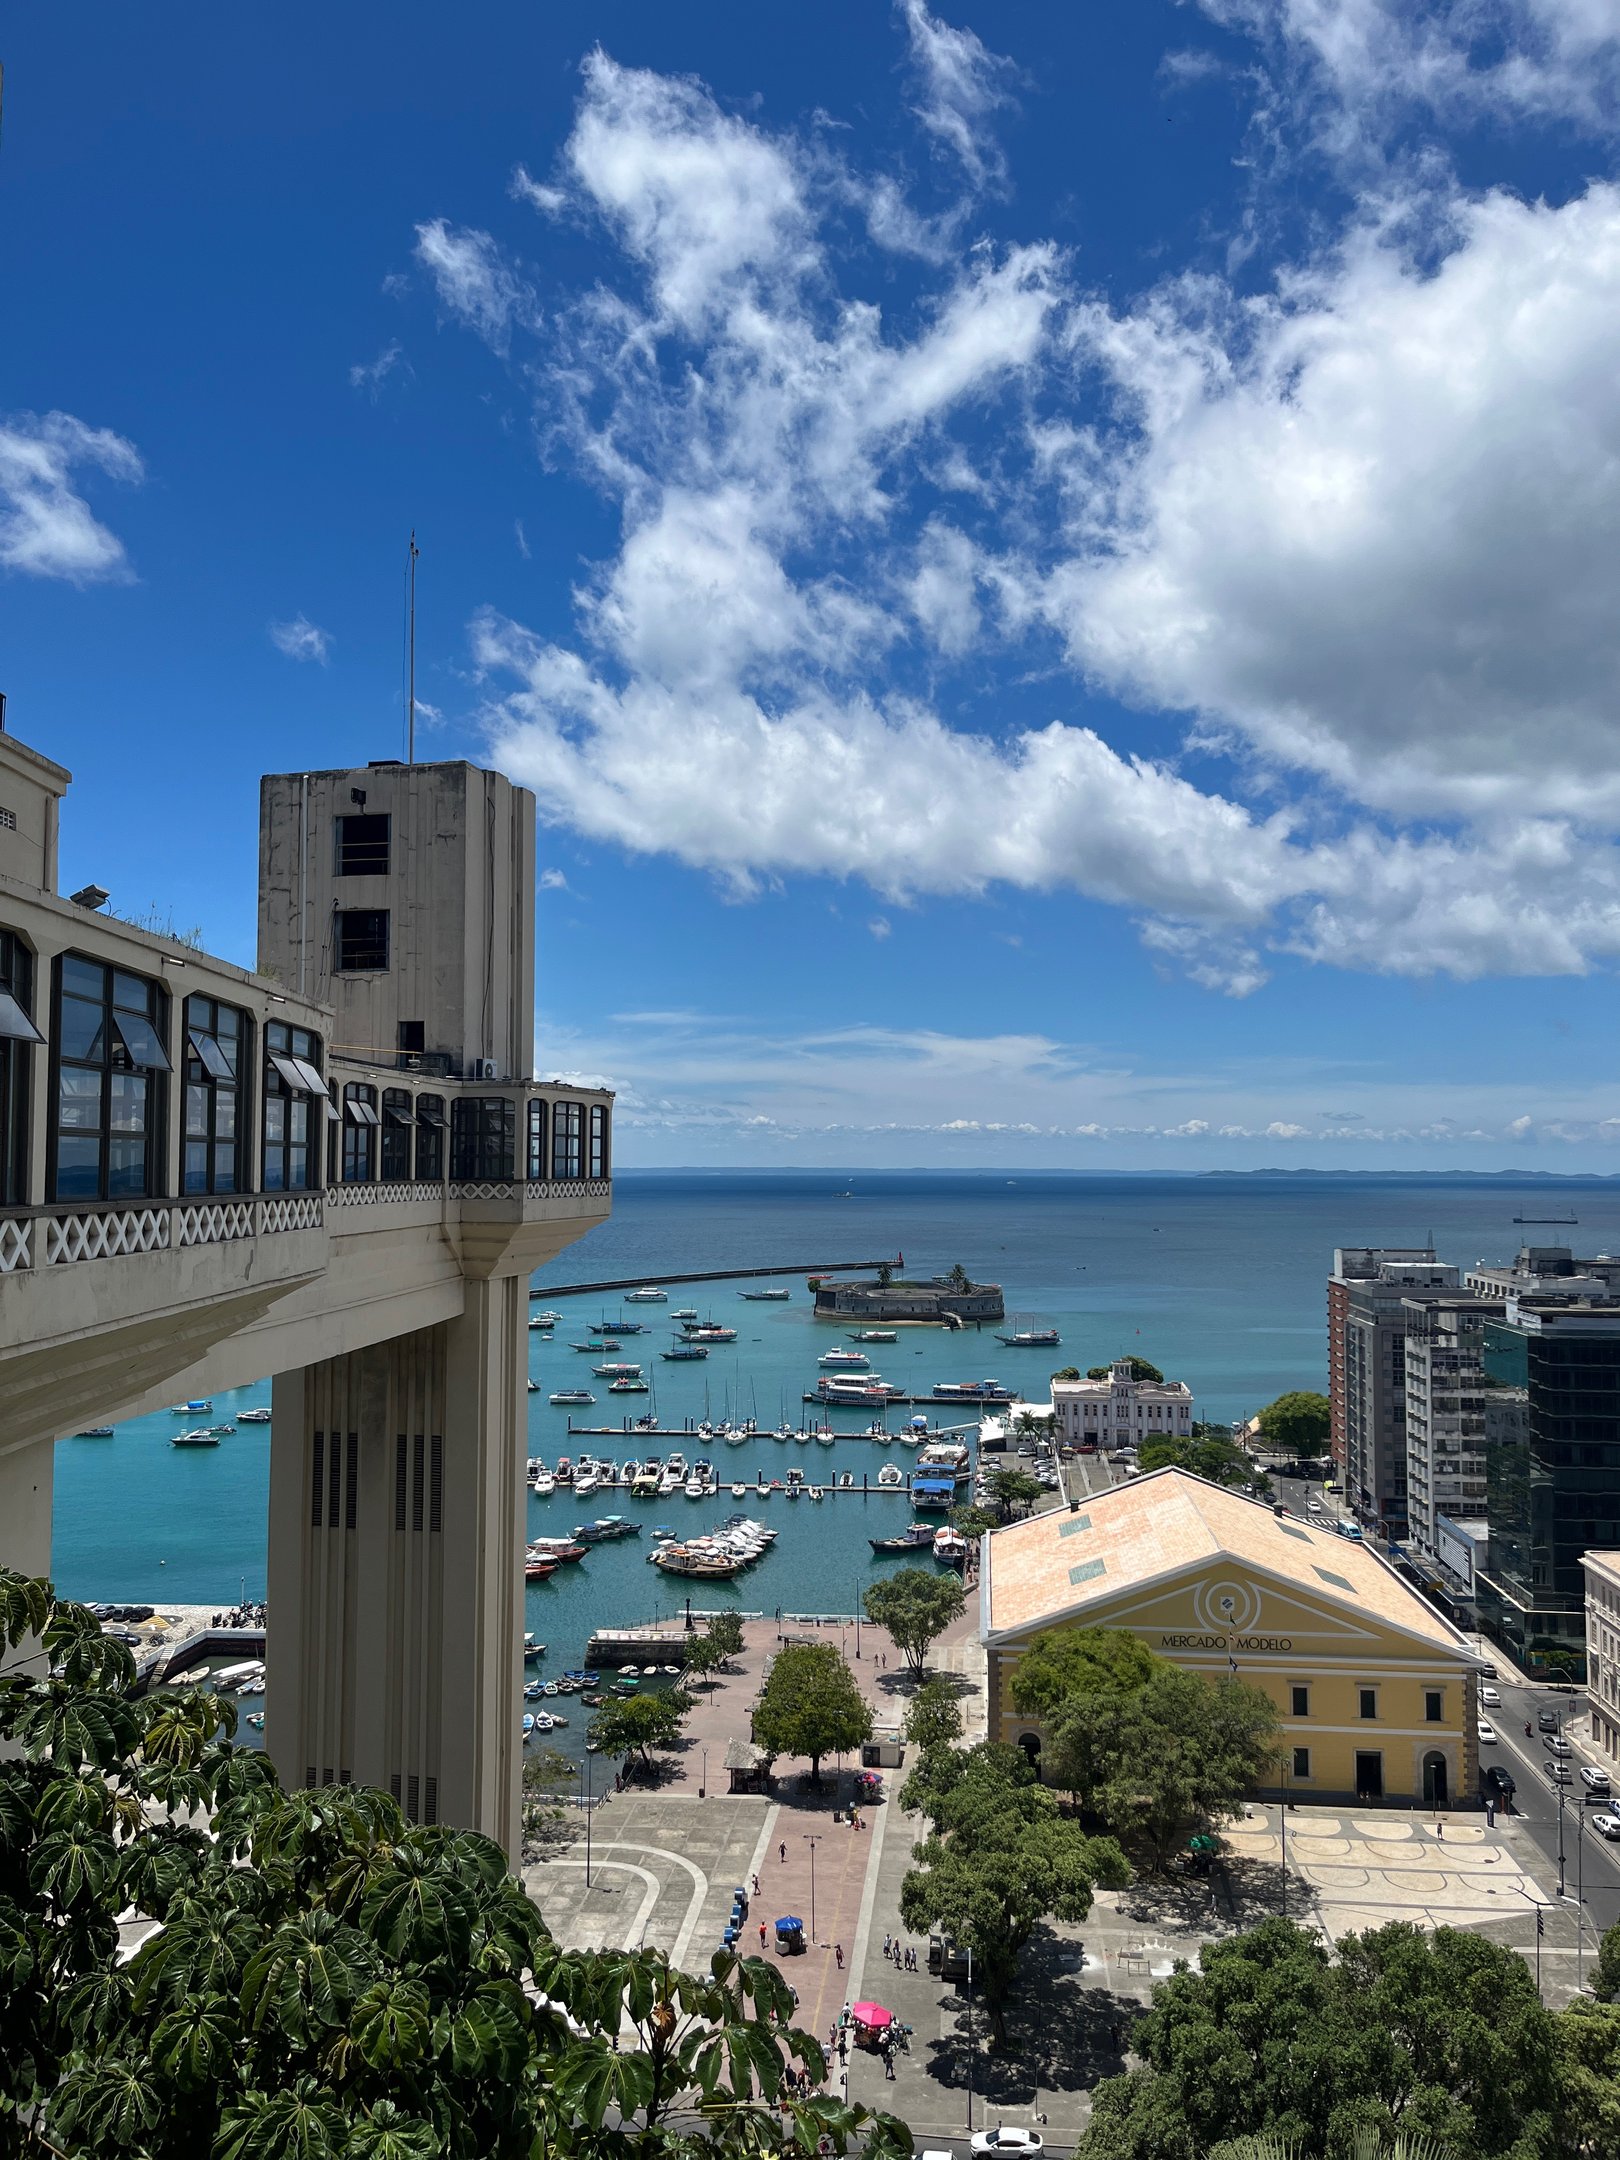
[52, 1172, 1620, 1761]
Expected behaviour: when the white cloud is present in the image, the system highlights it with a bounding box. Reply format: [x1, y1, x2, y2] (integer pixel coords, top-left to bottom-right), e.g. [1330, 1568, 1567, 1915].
[539, 866, 570, 890]
[868, 916, 893, 940]
[511, 163, 568, 216]
[514, 518, 531, 559]
[0, 411, 142, 583]
[349, 342, 404, 395]
[269, 615, 331, 664]
[413, 219, 537, 352]
[898, 0, 1017, 189]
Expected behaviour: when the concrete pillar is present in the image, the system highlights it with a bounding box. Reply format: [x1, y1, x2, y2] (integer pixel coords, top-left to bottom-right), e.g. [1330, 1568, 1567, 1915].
[266, 1275, 527, 1854]
[0, 1438, 54, 1586]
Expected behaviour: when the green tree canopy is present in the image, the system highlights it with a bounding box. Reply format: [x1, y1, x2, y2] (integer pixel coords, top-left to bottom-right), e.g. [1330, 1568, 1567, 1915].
[1256, 1391, 1332, 1455]
[1009, 1626, 1159, 1721]
[1077, 1917, 1563, 2160]
[904, 1677, 965, 1753]
[587, 1687, 694, 1768]
[1087, 1357, 1165, 1384]
[947, 1262, 972, 1291]
[704, 1611, 745, 1662]
[680, 1634, 724, 1691]
[949, 1504, 1000, 1542]
[862, 1568, 966, 1677]
[982, 1465, 1046, 1521]
[1052, 1366, 1082, 1382]
[0, 1570, 913, 2160]
[1138, 1434, 1268, 1493]
[898, 1743, 1128, 2044]
[752, 1643, 872, 1786]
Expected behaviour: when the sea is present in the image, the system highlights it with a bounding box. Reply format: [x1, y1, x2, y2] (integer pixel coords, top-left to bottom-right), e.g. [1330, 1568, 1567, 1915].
[51, 1171, 1620, 1767]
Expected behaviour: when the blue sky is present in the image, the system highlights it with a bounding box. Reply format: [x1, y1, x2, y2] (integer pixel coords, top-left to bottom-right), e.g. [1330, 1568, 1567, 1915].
[8, 0, 1620, 1168]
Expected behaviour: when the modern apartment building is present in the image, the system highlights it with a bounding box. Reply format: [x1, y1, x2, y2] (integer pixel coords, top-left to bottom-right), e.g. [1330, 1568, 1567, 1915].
[1330, 1250, 1460, 1539]
[0, 723, 610, 1855]
[1401, 1295, 1502, 1565]
[1050, 1356, 1195, 1449]
[1328, 1249, 1441, 1476]
[1583, 1551, 1620, 1771]
[1476, 1294, 1620, 1676]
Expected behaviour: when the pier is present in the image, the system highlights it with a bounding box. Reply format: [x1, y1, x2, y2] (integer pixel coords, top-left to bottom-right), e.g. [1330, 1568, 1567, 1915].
[531, 1258, 899, 1299]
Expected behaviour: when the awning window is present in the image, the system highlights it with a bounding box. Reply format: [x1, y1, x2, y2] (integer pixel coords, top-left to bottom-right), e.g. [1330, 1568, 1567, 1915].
[0, 991, 44, 1044]
[188, 1029, 233, 1082]
[270, 1054, 312, 1094]
[112, 1011, 171, 1071]
[344, 1099, 379, 1126]
[323, 1098, 341, 1123]
[384, 1105, 416, 1127]
[289, 1056, 328, 1098]
[415, 1100, 446, 1126]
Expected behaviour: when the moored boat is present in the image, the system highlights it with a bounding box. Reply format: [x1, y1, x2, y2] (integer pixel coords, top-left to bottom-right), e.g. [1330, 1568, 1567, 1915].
[870, 1521, 937, 1554]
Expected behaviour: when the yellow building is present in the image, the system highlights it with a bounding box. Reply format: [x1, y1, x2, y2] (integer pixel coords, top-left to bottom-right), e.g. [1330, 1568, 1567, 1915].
[981, 1469, 1483, 1808]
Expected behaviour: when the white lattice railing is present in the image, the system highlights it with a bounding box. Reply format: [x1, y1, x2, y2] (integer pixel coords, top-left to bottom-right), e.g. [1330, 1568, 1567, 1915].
[326, 1180, 438, 1208]
[524, 1178, 612, 1203]
[175, 1201, 255, 1248]
[257, 1194, 323, 1234]
[0, 1217, 32, 1274]
[44, 1207, 170, 1266]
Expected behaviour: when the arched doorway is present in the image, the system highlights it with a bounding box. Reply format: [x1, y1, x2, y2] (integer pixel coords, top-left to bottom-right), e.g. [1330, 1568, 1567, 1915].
[1017, 1732, 1042, 1772]
[1423, 1752, 1449, 1808]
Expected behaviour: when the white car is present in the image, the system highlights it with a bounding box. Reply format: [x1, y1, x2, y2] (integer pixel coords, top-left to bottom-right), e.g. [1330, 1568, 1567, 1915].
[970, 2135, 1045, 2159]
[1592, 1813, 1620, 1841]
[1477, 1720, 1497, 1744]
[1480, 1685, 1502, 1708]
[1580, 1766, 1612, 1792]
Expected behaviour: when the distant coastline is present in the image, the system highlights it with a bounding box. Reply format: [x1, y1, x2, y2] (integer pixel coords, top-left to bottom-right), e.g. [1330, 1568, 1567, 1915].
[609, 1165, 1619, 1183]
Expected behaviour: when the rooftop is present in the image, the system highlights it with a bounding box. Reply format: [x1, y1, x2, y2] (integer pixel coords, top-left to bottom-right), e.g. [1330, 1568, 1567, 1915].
[982, 1467, 1476, 1657]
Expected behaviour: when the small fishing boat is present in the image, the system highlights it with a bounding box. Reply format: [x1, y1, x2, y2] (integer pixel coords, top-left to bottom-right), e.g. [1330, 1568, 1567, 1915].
[872, 1522, 947, 1553]
[849, 1329, 897, 1343]
[662, 1344, 708, 1361]
[933, 1526, 971, 1568]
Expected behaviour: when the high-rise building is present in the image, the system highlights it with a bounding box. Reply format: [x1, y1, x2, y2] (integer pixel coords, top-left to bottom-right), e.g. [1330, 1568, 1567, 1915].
[1400, 1295, 1502, 1564]
[1330, 1249, 1459, 1539]
[1476, 1293, 1620, 1675]
[0, 725, 610, 1854]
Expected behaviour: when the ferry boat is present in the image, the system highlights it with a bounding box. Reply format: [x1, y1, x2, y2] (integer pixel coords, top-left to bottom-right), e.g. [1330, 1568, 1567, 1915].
[931, 1379, 1016, 1404]
[172, 1428, 221, 1448]
[813, 1374, 907, 1406]
[589, 1319, 645, 1335]
[551, 1389, 595, 1406]
[995, 1327, 1061, 1348]
[237, 1407, 272, 1424]
[610, 1376, 650, 1394]
[933, 1526, 971, 1568]
[818, 1347, 869, 1369]
[671, 1307, 699, 1321]
[849, 1328, 898, 1343]
[592, 1362, 644, 1379]
[626, 1286, 668, 1303]
[662, 1344, 708, 1361]
[681, 1323, 737, 1343]
[870, 1521, 938, 1554]
[739, 1288, 791, 1301]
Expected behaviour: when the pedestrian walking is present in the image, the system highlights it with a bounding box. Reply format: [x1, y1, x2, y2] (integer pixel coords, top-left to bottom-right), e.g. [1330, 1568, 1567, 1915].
[752, 1873, 760, 1895]
[759, 1922, 767, 1950]
[779, 1841, 787, 1863]
[1436, 1822, 1444, 1840]
[835, 1943, 844, 1970]
[884, 1931, 892, 1955]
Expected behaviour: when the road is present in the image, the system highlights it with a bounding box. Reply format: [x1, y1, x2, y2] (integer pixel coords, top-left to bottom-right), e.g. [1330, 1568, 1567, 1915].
[1479, 1676, 1620, 1939]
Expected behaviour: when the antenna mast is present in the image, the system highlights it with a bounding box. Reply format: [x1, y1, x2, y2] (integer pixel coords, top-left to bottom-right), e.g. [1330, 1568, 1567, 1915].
[407, 530, 419, 765]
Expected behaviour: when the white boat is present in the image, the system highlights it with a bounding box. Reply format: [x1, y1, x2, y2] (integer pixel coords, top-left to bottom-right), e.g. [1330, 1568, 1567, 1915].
[877, 1463, 904, 1487]
[933, 1526, 970, 1567]
[731, 1481, 748, 1497]
[671, 1307, 698, 1321]
[172, 1429, 221, 1448]
[683, 1476, 706, 1499]
[528, 1316, 553, 1332]
[815, 1429, 835, 1445]
[818, 1347, 869, 1369]
[529, 1309, 563, 1326]
[532, 1473, 556, 1496]
[814, 1375, 906, 1406]
[551, 1389, 595, 1406]
[168, 1400, 213, 1416]
[237, 1407, 272, 1424]
[626, 1286, 668, 1303]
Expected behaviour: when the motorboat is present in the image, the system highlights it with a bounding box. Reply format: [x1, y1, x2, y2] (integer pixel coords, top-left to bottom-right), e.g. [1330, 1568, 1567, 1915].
[202, 1424, 236, 1437]
[681, 1323, 737, 1343]
[168, 1401, 213, 1416]
[671, 1307, 698, 1321]
[524, 1557, 556, 1581]
[529, 1537, 588, 1562]
[848, 1328, 897, 1343]
[933, 1527, 971, 1568]
[528, 1308, 563, 1325]
[739, 1288, 791, 1301]
[631, 1465, 660, 1496]
[662, 1344, 708, 1361]
[610, 1377, 650, 1394]
[74, 1427, 115, 1438]
[626, 1286, 668, 1302]
[523, 1634, 546, 1661]
[551, 1389, 595, 1406]
[818, 1348, 869, 1369]
[237, 1407, 272, 1424]
[877, 1463, 904, 1487]
[532, 1472, 556, 1497]
[527, 1316, 553, 1332]
[527, 1379, 541, 1394]
[172, 1429, 221, 1448]
[931, 1379, 1016, 1403]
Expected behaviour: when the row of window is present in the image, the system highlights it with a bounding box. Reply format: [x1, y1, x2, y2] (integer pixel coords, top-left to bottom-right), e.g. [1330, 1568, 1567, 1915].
[1282, 1682, 1447, 1723]
[0, 941, 607, 1203]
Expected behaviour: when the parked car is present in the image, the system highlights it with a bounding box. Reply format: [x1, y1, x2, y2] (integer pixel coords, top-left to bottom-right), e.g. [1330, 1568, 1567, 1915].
[1477, 1720, 1497, 1744]
[970, 2133, 1045, 2159]
[1580, 1766, 1611, 1792]
[1480, 1684, 1502, 1708]
[1592, 1813, 1620, 1841]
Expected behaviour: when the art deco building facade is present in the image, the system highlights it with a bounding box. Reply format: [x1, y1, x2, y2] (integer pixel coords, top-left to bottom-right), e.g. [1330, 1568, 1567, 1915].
[0, 724, 609, 1854]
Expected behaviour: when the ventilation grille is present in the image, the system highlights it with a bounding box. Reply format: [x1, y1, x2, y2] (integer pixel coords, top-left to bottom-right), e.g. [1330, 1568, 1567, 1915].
[0, 806, 15, 831]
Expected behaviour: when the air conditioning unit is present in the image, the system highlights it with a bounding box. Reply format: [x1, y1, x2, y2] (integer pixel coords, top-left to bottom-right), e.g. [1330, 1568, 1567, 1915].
[472, 1058, 500, 1081]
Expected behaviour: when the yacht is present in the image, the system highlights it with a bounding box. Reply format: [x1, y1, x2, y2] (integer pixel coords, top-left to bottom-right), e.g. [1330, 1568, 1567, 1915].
[995, 1327, 1061, 1348]
[528, 1308, 563, 1325]
[168, 1400, 213, 1416]
[670, 1307, 699, 1322]
[532, 1472, 556, 1497]
[626, 1286, 668, 1303]
[818, 1347, 869, 1369]
[739, 1288, 791, 1301]
[551, 1388, 595, 1406]
[631, 1464, 660, 1496]
[664, 1452, 688, 1477]
[237, 1407, 272, 1424]
[172, 1429, 221, 1448]
[814, 1374, 906, 1406]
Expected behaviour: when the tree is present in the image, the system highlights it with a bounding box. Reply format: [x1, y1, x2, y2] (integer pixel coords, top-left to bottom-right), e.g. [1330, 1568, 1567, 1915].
[1052, 1366, 1082, 1382]
[587, 1688, 694, 1771]
[863, 1568, 966, 1677]
[1554, 1998, 1620, 2157]
[947, 1262, 972, 1291]
[1087, 1357, 1165, 1384]
[1010, 1628, 1277, 1862]
[1076, 1917, 1564, 2160]
[1138, 1434, 1268, 1494]
[681, 1634, 724, 1691]
[904, 1677, 965, 1753]
[982, 1465, 1046, 1521]
[752, 1643, 872, 1787]
[877, 1261, 893, 1288]
[1592, 1918, 1620, 2003]
[898, 1743, 1129, 2044]
[949, 1503, 1000, 1542]
[705, 1610, 745, 1663]
[1256, 1391, 1331, 1456]
[0, 1570, 914, 2160]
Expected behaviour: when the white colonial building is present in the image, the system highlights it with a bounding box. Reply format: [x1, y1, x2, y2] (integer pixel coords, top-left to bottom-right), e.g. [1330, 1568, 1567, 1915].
[1051, 1357, 1195, 1449]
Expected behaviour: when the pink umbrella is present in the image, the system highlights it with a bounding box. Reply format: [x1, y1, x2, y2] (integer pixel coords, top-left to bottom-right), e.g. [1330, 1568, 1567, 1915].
[850, 2001, 893, 2029]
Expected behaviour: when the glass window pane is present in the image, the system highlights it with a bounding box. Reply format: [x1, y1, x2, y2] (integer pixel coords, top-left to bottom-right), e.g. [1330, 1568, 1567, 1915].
[185, 1142, 209, 1192]
[0, 989, 44, 1044]
[186, 1084, 210, 1138]
[216, 1006, 240, 1041]
[189, 1030, 233, 1082]
[108, 1138, 148, 1195]
[59, 996, 105, 1062]
[214, 1143, 237, 1190]
[290, 1100, 308, 1142]
[267, 1021, 289, 1055]
[58, 1068, 101, 1130]
[54, 1135, 101, 1196]
[265, 1096, 286, 1143]
[112, 971, 154, 1015]
[110, 1072, 148, 1133]
[264, 1154, 286, 1191]
[288, 1148, 308, 1189]
[112, 1011, 171, 1071]
[61, 955, 104, 1001]
[215, 1090, 237, 1140]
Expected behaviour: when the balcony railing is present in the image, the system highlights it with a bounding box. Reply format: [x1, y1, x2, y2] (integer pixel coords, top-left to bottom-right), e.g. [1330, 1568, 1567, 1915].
[0, 1192, 324, 1274]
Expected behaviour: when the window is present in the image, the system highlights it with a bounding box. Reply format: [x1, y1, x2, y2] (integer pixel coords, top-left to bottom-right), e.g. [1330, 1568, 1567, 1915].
[551, 1099, 583, 1180]
[1290, 1685, 1310, 1718]
[335, 813, 390, 877]
[1359, 1688, 1378, 1720]
[343, 1083, 378, 1182]
[1292, 1746, 1311, 1780]
[182, 995, 248, 1194]
[0, 928, 41, 1207]
[527, 1096, 547, 1181]
[589, 1101, 610, 1179]
[1425, 1689, 1444, 1723]
[451, 1095, 515, 1181]
[415, 1094, 444, 1181]
[335, 909, 389, 972]
[381, 1087, 414, 1181]
[50, 955, 169, 1201]
[263, 1022, 325, 1190]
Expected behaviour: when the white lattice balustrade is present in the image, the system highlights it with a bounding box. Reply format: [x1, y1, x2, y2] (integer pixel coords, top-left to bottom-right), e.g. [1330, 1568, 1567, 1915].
[257, 1195, 323, 1234]
[0, 1218, 32, 1274]
[176, 1202, 255, 1248]
[44, 1208, 171, 1266]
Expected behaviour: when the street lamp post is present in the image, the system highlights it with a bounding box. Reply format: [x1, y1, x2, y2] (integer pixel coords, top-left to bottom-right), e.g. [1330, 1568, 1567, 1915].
[1558, 1785, 1568, 1900]
[965, 1946, 974, 2136]
[803, 1833, 819, 1944]
[584, 1745, 594, 1889]
[854, 1582, 862, 1662]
